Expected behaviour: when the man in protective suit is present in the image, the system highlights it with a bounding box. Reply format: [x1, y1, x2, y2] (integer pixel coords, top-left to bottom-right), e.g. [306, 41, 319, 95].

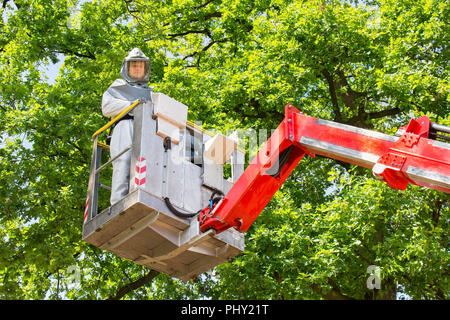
[102, 48, 152, 205]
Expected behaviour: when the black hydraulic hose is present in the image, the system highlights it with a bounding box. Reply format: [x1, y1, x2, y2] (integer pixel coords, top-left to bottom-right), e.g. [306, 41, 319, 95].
[268, 145, 294, 178]
[162, 137, 198, 217]
[164, 188, 225, 219]
[164, 197, 200, 218]
[209, 188, 224, 201]
[211, 196, 223, 204]
[162, 138, 225, 219]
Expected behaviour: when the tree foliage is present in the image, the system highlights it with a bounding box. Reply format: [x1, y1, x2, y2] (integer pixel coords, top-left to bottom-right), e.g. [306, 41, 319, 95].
[0, 0, 448, 299]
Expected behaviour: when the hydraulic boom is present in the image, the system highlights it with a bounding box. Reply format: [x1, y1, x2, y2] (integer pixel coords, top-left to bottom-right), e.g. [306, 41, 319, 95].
[199, 104, 450, 234]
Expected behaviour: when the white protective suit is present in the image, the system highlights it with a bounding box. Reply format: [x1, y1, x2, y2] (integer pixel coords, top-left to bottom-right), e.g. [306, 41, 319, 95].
[102, 48, 152, 205]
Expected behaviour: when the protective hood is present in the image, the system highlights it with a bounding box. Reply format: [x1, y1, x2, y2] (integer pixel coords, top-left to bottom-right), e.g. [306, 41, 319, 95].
[120, 48, 151, 85]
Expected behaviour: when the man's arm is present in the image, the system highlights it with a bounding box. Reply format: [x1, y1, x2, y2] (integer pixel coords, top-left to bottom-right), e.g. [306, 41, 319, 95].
[102, 79, 134, 119]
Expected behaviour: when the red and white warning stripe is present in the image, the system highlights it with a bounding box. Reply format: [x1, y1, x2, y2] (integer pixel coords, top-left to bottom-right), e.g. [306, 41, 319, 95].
[135, 157, 146, 187]
[83, 197, 89, 224]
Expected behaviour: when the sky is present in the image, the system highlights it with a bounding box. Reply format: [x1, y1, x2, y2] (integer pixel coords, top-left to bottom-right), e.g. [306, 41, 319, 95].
[40, 54, 66, 85]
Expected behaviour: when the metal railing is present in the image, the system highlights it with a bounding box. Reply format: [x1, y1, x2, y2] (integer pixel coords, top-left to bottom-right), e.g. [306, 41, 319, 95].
[92, 100, 140, 139]
[84, 100, 141, 223]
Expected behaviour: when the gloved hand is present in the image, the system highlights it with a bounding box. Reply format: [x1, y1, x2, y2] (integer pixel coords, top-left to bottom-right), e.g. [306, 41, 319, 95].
[139, 97, 148, 104]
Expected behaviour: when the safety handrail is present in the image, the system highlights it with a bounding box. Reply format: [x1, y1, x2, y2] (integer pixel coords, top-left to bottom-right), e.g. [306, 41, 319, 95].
[186, 120, 246, 154]
[92, 100, 141, 139]
[186, 120, 213, 137]
[97, 141, 110, 150]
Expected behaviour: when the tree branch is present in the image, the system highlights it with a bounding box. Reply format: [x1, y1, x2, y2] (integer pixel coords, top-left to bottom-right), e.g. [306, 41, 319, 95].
[335, 69, 367, 110]
[163, 9, 221, 27]
[322, 69, 342, 122]
[367, 107, 401, 120]
[26, 30, 96, 60]
[52, 47, 96, 60]
[106, 270, 160, 300]
[354, 248, 374, 265]
[194, 0, 216, 10]
[310, 278, 354, 300]
[184, 38, 228, 67]
[169, 29, 210, 39]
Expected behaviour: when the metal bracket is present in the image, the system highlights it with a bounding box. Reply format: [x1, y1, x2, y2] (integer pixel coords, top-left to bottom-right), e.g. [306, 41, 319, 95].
[400, 133, 420, 148]
[378, 153, 407, 170]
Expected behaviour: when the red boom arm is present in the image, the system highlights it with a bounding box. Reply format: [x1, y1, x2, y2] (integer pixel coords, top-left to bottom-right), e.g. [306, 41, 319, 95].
[199, 105, 450, 234]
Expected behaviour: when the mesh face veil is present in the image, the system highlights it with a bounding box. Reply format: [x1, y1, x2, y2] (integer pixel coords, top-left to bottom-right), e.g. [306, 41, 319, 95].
[121, 48, 151, 84]
[126, 60, 150, 81]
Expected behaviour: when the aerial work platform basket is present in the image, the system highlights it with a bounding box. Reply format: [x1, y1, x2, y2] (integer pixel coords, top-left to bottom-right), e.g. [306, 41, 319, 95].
[83, 95, 245, 281]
